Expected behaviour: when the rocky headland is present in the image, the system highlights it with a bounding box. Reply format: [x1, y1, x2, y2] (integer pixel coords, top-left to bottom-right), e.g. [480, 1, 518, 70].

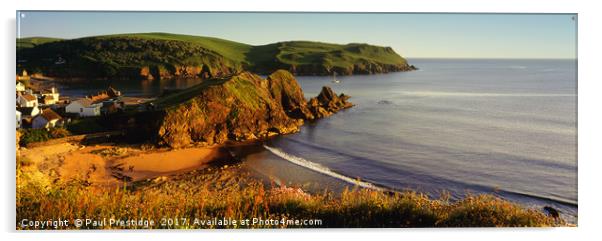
[146, 70, 352, 148]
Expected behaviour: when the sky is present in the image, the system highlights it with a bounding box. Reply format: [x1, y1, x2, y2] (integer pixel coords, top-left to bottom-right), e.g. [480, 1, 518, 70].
[16, 11, 577, 59]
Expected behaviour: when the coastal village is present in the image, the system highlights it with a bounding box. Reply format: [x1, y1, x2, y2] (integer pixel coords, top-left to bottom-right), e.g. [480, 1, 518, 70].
[16, 70, 125, 130]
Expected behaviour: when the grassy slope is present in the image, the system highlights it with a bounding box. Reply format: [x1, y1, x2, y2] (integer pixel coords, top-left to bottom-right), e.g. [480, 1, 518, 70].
[263, 41, 407, 67]
[17, 32, 409, 76]
[108, 32, 252, 63]
[152, 72, 272, 111]
[151, 77, 229, 108]
[16, 37, 62, 49]
[106, 33, 408, 67]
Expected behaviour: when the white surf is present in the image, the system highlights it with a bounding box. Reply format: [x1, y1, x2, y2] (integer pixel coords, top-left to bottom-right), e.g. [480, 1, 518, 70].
[263, 145, 384, 191]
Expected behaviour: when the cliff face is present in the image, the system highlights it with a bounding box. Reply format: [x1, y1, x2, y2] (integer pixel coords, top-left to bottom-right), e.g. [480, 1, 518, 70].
[286, 62, 416, 76]
[154, 70, 352, 148]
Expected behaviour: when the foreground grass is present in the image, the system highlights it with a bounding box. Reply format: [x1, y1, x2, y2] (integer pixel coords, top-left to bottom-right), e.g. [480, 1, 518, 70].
[16, 164, 560, 229]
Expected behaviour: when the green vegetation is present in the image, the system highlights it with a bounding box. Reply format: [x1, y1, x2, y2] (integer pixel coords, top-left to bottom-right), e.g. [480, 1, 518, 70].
[223, 74, 270, 110]
[66, 117, 106, 134]
[150, 70, 353, 148]
[111, 32, 252, 63]
[16, 37, 62, 49]
[16, 32, 413, 79]
[48, 127, 70, 138]
[151, 77, 228, 108]
[248, 41, 409, 74]
[17, 33, 243, 79]
[19, 128, 71, 146]
[152, 72, 280, 147]
[151, 72, 271, 110]
[16, 164, 560, 229]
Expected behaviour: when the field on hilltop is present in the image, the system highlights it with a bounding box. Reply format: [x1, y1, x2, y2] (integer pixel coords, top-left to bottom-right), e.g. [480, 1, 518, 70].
[17, 37, 62, 50]
[16, 32, 415, 80]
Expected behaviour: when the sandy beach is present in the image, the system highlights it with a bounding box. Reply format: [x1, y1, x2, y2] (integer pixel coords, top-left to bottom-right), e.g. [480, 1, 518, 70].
[19, 142, 222, 185]
[110, 146, 222, 181]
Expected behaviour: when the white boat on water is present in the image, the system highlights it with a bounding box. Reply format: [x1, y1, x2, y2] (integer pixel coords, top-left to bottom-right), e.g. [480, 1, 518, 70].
[331, 72, 340, 83]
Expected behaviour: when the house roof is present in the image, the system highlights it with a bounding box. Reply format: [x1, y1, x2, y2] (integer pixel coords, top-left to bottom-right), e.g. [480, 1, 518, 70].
[73, 98, 94, 107]
[20, 94, 37, 101]
[89, 93, 110, 103]
[39, 108, 62, 121]
[43, 95, 54, 101]
[107, 86, 121, 97]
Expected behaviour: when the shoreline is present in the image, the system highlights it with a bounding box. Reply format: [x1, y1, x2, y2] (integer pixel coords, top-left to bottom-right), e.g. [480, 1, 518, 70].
[25, 67, 417, 84]
[18, 140, 574, 226]
[16, 141, 567, 228]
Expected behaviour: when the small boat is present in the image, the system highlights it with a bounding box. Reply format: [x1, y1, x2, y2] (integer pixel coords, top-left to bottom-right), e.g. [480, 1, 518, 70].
[331, 72, 340, 83]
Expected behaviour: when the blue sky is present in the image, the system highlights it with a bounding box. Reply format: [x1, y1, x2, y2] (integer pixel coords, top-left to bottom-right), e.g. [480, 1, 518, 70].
[17, 11, 577, 59]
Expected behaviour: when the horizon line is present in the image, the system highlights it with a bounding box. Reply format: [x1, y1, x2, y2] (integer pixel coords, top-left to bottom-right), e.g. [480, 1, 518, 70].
[16, 33, 577, 60]
[16, 31, 578, 60]
[405, 57, 577, 60]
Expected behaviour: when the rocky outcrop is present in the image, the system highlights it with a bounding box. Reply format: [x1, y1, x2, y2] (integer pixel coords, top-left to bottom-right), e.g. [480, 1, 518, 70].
[266, 70, 315, 120]
[308, 87, 354, 118]
[154, 70, 352, 148]
[139, 64, 230, 80]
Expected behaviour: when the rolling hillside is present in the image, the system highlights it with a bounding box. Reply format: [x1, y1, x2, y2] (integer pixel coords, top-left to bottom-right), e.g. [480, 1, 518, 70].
[16, 32, 415, 80]
[17, 37, 62, 50]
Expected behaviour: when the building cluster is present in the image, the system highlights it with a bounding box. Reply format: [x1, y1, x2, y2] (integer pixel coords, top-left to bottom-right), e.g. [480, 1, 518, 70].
[16, 79, 124, 130]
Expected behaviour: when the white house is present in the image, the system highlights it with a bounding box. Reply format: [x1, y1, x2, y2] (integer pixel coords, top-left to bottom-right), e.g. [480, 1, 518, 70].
[65, 98, 101, 117]
[32, 108, 62, 129]
[41, 95, 57, 105]
[16, 110, 21, 129]
[41, 87, 60, 104]
[17, 94, 38, 107]
[16, 82, 26, 92]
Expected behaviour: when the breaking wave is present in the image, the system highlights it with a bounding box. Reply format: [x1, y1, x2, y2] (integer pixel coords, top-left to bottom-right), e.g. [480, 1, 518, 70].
[263, 145, 384, 191]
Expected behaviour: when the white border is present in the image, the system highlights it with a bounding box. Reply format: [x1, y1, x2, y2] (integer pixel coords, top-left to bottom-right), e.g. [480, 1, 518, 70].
[2, 0, 601, 240]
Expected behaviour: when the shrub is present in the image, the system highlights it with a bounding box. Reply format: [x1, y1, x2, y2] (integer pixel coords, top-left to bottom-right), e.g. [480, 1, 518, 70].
[440, 195, 557, 227]
[19, 127, 72, 146]
[49, 127, 71, 138]
[66, 118, 105, 134]
[19, 129, 51, 146]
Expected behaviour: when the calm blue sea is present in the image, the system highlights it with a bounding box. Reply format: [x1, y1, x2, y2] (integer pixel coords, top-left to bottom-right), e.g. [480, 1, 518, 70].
[247, 59, 578, 222]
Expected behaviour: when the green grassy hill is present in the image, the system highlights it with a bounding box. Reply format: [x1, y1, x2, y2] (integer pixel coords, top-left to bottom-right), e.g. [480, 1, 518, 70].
[16, 32, 415, 80]
[248, 40, 411, 75]
[17, 37, 62, 50]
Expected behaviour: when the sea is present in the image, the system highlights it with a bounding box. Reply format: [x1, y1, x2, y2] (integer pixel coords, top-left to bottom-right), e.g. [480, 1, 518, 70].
[60, 58, 578, 222]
